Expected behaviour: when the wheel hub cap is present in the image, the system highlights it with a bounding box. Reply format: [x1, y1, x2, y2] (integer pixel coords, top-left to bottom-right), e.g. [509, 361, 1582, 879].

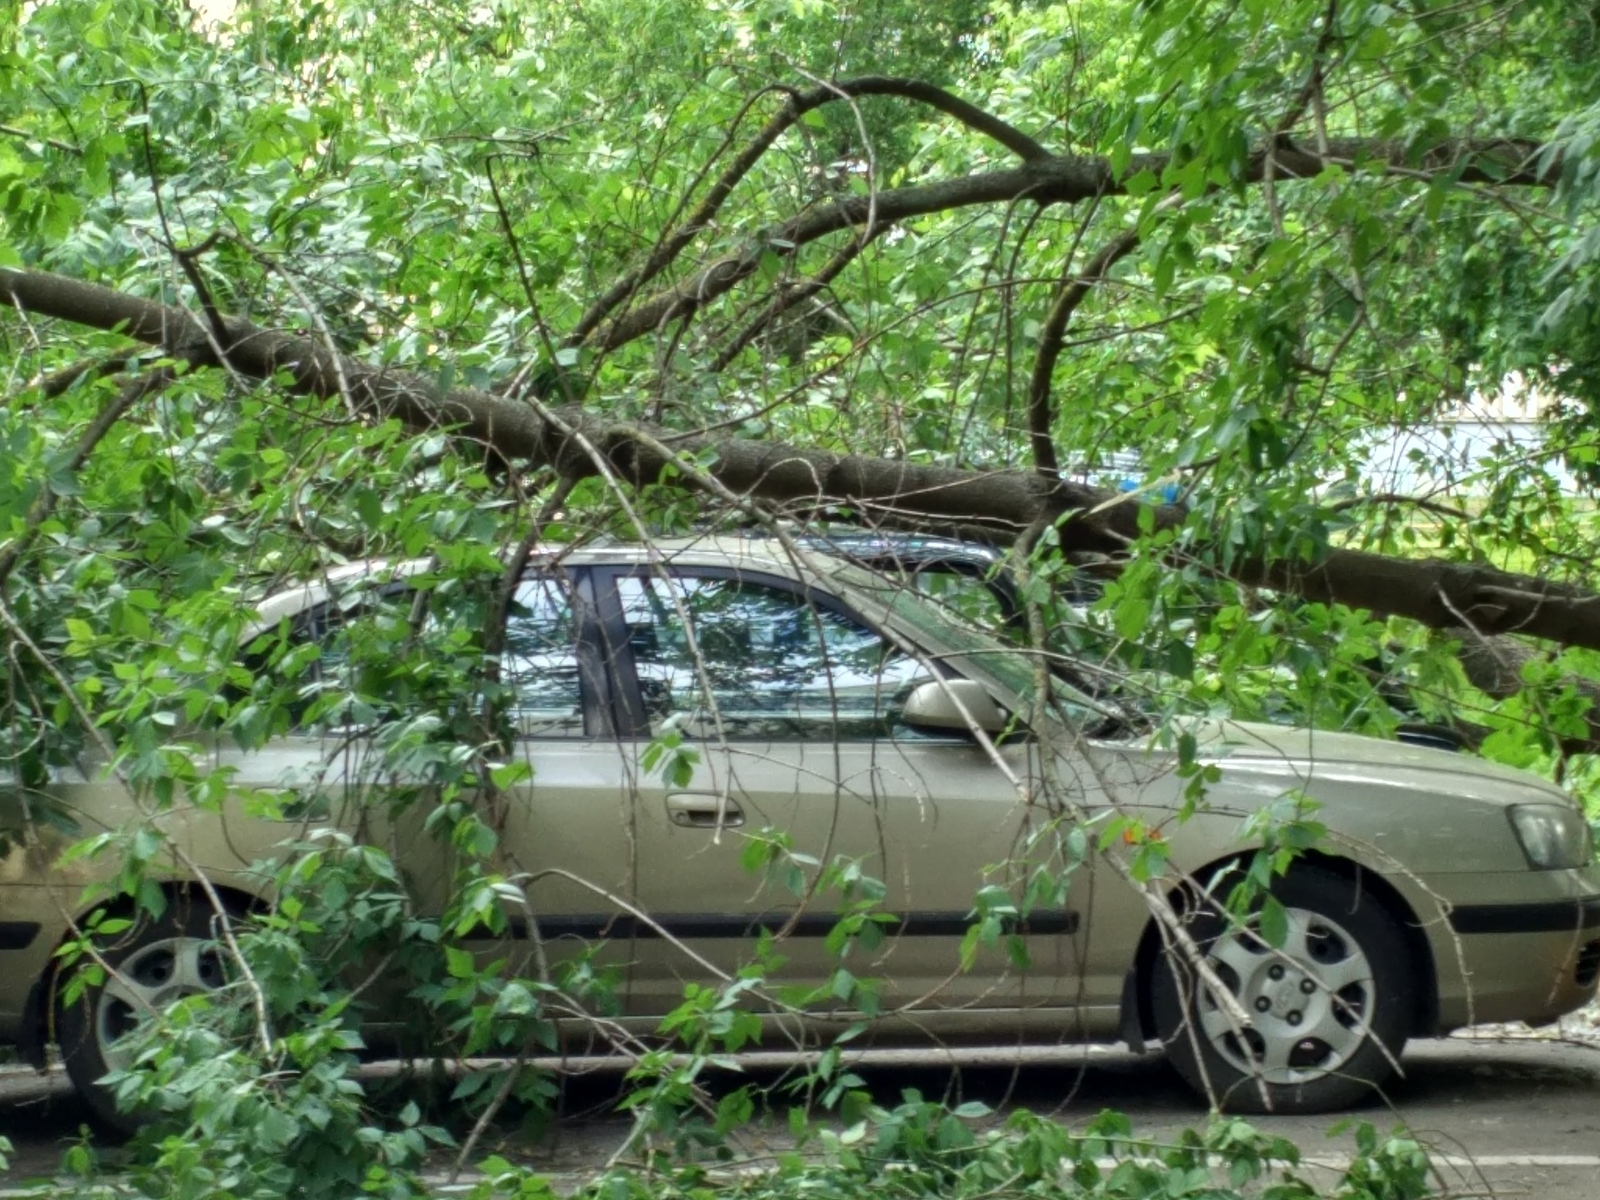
[94, 935, 227, 1072]
[1196, 906, 1377, 1086]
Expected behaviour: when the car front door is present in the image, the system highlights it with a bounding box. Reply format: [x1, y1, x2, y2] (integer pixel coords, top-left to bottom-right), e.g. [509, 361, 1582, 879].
[597, 564, 1097, 1037]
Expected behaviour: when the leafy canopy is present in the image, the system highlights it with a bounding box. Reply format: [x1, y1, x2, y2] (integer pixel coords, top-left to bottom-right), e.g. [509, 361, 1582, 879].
[1, 0, 1599, 1193]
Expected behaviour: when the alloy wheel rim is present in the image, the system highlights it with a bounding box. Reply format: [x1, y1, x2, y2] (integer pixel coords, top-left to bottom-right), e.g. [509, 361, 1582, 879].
[1196, 905, 1377, 1086]
[94, 936, 228, 1072]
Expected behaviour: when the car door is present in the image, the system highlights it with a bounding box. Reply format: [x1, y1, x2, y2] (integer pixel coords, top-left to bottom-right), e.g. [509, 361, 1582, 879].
[209, 567, 641, 1010]
[596, 563, 1098, 1035]
[471, 567, 644, 990]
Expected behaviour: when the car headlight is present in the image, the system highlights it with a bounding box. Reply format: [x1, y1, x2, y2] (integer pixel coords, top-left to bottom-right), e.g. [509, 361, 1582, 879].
[1508, 803, 1594, 870]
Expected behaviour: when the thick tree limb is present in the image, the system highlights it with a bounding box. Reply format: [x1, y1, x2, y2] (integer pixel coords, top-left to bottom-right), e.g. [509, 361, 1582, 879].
[6, 266, 1599, 656]
[1449, 629, 1600, 756]
[1029, 224, 1145, 476]
[1237, 551, 1600, 656]
[568, 76, 1048, 345]
[591, 135, 1554, 351]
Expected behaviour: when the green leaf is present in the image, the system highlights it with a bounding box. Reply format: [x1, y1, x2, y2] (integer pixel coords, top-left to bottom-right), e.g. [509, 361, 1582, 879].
[1258, 896, 1290, 949]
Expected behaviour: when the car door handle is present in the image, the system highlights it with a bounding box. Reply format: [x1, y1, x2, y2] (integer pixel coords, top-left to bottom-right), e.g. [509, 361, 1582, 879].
[665, 793, 745, 829]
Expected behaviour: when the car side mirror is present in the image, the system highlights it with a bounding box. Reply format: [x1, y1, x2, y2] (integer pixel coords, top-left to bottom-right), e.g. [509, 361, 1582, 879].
[900, 678, 1009, 735]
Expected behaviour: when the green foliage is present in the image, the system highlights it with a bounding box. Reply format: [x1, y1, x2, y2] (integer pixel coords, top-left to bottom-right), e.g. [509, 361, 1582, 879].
[5, 0, 1600, 1194]
[458, 1105, 1434, 1200]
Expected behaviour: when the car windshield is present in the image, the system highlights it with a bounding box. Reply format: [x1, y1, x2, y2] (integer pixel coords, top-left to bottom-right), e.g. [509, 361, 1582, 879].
[820, 557, 1141, 738]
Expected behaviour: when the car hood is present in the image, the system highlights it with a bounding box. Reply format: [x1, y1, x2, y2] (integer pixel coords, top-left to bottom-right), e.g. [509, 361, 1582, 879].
[1189, 719, 1569, 806]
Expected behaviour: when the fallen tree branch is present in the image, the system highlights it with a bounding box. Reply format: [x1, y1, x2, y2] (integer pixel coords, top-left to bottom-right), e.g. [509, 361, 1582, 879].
[12, 347, 151, 402]
[1028, 221, 1148, 476]
[710, 227, 882, 372]
[1447, 627, 1600, 756]
[591, 135, 1557, 351]
[569, 76, 1048, 345]
[0, 122, 80, 156]
[6, 265, 1600, 654]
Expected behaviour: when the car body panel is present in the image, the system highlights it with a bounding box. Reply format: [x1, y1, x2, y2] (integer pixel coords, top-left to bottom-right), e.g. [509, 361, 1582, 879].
[625, 735, 1102, 1019]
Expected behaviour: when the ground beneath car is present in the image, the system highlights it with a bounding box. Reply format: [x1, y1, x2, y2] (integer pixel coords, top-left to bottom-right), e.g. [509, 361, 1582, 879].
[5, 1024, 1600, 1198]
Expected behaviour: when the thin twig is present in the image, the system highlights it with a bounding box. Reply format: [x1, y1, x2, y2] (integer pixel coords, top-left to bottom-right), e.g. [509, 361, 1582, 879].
[0, 122, 80, 155]
[450, 1038, 534, 1180]
[709, 228, 882, 372]
[135, 82, 232, 350]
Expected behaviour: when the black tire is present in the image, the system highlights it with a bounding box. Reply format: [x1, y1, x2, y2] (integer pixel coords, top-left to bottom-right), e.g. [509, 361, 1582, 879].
[55, 900, 234, 1133]
[1151, 864, 1416, 1114]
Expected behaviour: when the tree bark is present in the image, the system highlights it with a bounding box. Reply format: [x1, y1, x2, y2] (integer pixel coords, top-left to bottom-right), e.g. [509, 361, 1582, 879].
[1448, 629, 1600, 756]
[6, 265, 1599, 655]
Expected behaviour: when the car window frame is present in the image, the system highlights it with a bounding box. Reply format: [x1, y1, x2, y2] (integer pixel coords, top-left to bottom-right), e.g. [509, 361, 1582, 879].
[590, 563, 959, 742]
[263, 567, 616, 740]
[504, 565, 616, 739]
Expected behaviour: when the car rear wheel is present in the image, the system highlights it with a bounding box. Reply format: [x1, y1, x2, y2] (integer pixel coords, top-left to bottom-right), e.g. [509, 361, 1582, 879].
[1151, 864, 1416, 1113]
[55, 903, 233, 1132]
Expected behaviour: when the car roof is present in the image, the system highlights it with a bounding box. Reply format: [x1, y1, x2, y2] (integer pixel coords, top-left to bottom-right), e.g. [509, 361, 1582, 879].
[796, 531, 1007, 570]
[247, 535, 834, 631]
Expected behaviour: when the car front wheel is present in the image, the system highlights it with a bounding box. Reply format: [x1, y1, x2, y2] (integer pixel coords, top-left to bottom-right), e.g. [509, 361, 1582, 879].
[55, 903, 233, 1131]
[1151, 864, 1416, 1114]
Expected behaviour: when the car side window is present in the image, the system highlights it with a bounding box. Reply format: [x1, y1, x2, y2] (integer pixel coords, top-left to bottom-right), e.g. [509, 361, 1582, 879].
[502, 575, 587, 737]
[264, 589, 415, 732]
[614, 572, 931, 741]
[266, 575, 589, 738]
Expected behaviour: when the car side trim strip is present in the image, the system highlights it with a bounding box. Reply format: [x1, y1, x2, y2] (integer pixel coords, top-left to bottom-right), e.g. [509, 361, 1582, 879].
[0, 921, 41, 951]
[1448, 896, 1600, 935]
[486, 910, 1079, 941]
